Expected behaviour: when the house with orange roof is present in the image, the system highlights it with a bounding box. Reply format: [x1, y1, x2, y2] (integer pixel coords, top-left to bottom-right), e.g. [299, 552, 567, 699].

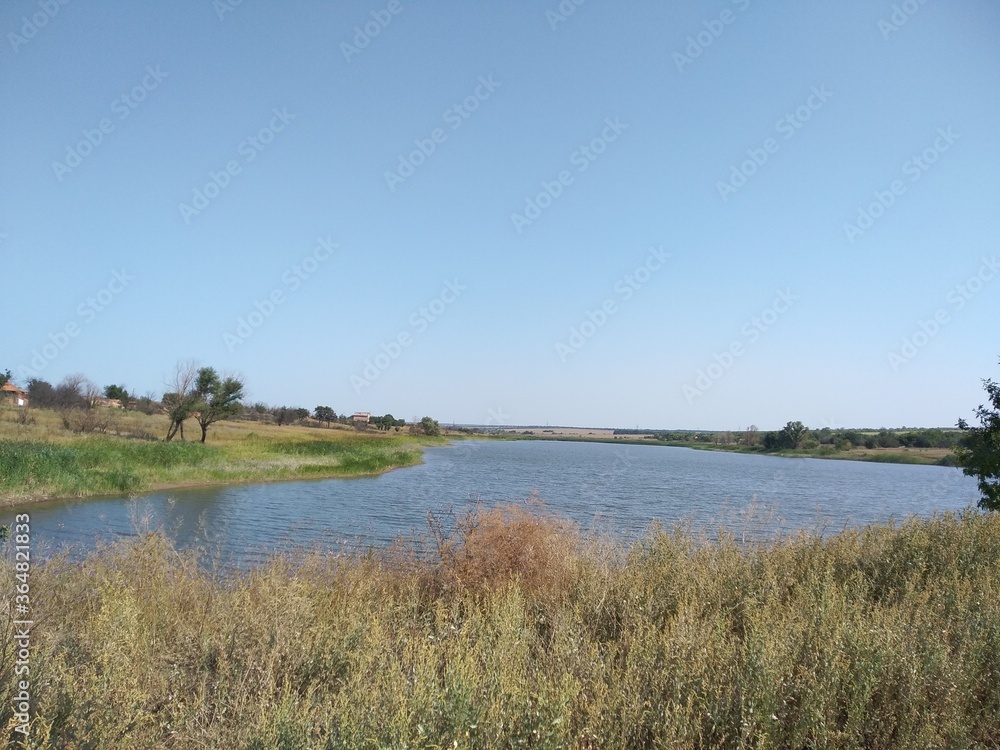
[0, 383, 29, 408]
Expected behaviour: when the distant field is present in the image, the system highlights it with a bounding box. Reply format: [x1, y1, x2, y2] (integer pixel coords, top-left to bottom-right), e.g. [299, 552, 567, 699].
[0, 407, 444, 505]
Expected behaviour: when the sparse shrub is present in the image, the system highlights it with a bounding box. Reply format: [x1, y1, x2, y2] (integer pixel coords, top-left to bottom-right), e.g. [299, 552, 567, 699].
[421, 498, 580, 603]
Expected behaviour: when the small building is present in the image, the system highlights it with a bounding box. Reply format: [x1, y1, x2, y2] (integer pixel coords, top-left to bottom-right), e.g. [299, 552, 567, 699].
[352, 411, 371, 424]
[0, 383, 29, 408]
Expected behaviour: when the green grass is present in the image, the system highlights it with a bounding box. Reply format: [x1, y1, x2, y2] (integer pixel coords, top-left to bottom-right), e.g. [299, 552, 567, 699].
[0, 410, 441, 504]
[3, 503, 998, 748]
[0, 439, 210, 497]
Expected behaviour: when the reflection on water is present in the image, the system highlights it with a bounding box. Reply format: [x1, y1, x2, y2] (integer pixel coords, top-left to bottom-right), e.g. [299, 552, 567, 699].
[3, 440, 980, 568]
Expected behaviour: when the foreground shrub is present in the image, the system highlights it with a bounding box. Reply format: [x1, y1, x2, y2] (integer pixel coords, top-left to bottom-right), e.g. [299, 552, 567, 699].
[1, 503, 998, 748]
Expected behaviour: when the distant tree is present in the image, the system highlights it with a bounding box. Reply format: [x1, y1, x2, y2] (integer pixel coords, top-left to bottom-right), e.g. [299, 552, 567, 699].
[0, 369, 11, 388]
[373, 413, 398, 431]
[743, 425, 760, 447]
[956, 360, 1000, 510]
[164, 361, 199, 441]
[53, 374, 94, 410]
[193, 367, 245, 443]
[840, 430, 864, 448]
[418, 416, 441, 436]
[780, 421, 807, 450]
[762, 431, 781, 451]
[135, 392, 160, 415]
[104, 384, 128, 401]
[314, 406, 336, 427]
[876, 429, 900, 449]
[272, 406, 309, 426]
[103, 384, 132, 409]
[27, 379, 55, 409]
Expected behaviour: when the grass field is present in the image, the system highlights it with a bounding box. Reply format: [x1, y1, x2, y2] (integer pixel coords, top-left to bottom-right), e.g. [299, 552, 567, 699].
[0, 407, 444, 506]
[1, 502, 997, 748]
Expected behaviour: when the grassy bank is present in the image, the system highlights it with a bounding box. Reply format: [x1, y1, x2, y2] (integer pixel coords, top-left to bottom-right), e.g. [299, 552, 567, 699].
[0, 409, 443, 505]
[3, 503, 998, 748]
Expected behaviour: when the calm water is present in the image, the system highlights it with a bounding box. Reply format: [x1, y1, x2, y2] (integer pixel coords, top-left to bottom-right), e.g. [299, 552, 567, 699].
[3, 440, 980, 567]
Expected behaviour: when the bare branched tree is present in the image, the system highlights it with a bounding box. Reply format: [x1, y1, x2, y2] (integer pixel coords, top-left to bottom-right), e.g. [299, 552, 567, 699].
[163, 361, 199, 441]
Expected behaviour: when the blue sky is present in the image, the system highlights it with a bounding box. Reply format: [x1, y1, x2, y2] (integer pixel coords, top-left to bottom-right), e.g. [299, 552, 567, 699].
[1, 0, 998, 430]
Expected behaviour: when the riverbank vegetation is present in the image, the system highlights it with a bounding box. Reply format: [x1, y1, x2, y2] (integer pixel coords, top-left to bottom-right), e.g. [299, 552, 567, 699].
[0, 364, 449, 504]
[0, 408, 443, 505]
[2, 502, 998, 748]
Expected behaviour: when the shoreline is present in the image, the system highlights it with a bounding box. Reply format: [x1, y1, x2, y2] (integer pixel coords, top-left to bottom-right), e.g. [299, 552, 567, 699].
[0, 413, 445, 508]
[0, 452, 428, 509]
[485, 433, 955, 466]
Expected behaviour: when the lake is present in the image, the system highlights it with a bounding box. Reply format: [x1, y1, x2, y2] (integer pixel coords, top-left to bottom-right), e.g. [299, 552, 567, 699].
[3, 440, 981, 567]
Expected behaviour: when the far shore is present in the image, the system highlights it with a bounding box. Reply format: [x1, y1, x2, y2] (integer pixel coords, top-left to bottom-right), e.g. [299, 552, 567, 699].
[483, 428, 956, 467]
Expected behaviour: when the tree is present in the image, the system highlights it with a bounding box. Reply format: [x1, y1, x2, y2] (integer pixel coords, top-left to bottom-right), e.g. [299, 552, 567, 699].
[373, 413, 398, 431]
[135, 392, 160, 415]
[314, 406, 336, 427]
[743, 425, 760, 447]
[164, 361, 199, 441]
[780, 421, 807, 449]
[103, 384, 131, 407]
[418, 416, 441, 436]
[193, 367, 245, 443]
[0, 369, 11, 387]
[956, 361, 1000, 510]
[50, 374, 95, 411]
[27, 379, 55, 409]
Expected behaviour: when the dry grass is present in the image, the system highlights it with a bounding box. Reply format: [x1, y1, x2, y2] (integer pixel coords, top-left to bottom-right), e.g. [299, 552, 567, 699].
[1, 501, 999, 748]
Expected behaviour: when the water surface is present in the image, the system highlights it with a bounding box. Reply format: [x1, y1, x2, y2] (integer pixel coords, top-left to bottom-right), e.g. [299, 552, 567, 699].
[4, 440, 979, 567]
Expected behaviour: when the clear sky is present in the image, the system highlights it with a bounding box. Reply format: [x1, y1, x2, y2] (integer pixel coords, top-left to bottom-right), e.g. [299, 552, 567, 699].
[2, 0, 998, 430]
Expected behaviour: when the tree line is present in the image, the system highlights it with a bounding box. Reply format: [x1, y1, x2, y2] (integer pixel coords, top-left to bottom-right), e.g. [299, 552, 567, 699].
[4, 363, 441, 442]
[637, 423, 963, 452]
